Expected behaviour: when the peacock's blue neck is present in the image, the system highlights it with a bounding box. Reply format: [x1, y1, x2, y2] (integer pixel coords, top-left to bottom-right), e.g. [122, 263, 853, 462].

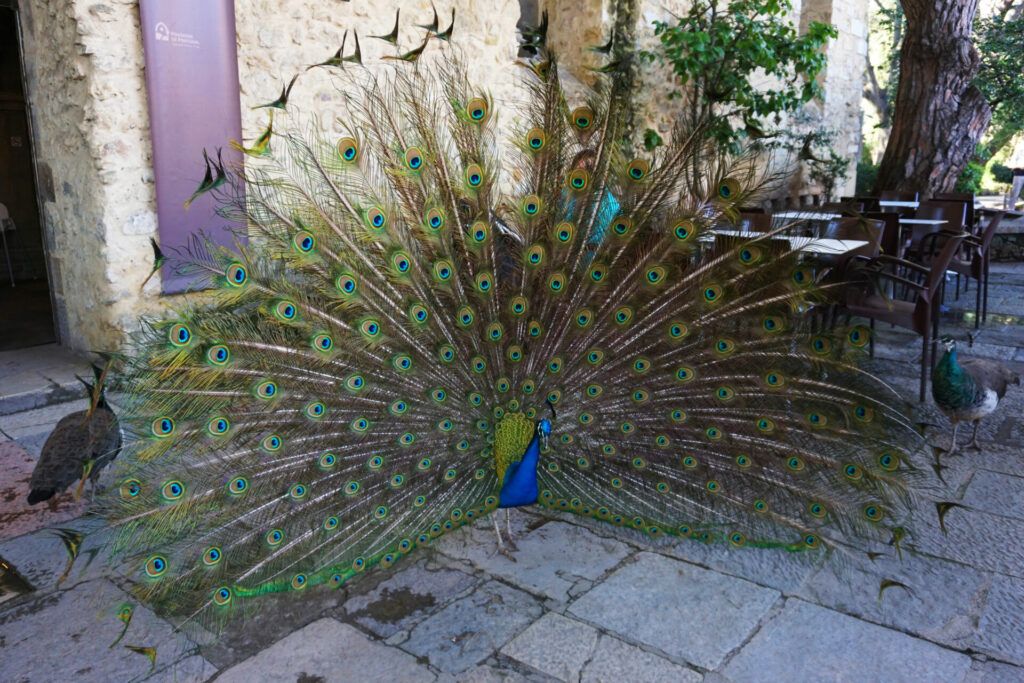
[497, 433, 541, 508]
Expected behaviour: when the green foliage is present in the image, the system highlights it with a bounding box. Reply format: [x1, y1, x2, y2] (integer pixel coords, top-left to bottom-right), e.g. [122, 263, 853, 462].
[955, 161, 984, 194]
[874, 1, 904, 121]
[992, 163, 1014, 185]
[810, 148, 851, 200]
[640, 0, 837, 150]
[975, 15, 1024, 158]
[764, 112, 850, 200]
[856, 144, 878, 196]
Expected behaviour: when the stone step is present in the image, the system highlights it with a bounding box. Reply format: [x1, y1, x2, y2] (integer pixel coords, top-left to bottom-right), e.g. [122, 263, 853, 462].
[0, 344, 95, 416]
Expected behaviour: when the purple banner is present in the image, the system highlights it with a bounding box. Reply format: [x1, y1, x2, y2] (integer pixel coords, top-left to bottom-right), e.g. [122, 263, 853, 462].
[140, 0, 244, 294]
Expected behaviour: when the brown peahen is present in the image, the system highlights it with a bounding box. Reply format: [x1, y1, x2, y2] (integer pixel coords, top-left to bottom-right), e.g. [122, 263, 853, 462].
[28, 363, 121, 506]
[99, 42, 932, 630]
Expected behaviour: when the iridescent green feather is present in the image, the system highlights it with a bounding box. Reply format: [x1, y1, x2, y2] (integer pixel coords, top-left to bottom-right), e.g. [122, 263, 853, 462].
[100, 52, 932, 632]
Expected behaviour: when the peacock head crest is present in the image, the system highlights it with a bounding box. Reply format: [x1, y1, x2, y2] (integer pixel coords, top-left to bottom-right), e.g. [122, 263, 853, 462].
[940, 336, 957, 354]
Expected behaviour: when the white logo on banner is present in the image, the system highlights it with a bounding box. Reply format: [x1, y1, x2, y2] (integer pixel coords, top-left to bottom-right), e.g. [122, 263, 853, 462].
[153, 21, 200, 48]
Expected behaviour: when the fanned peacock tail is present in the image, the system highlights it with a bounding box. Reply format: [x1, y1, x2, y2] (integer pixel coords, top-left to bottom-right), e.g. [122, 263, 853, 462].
[101, 51, 931, 627]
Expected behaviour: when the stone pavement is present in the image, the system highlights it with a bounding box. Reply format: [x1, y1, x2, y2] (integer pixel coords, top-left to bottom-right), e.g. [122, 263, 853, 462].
[1, 266, 1022, 682]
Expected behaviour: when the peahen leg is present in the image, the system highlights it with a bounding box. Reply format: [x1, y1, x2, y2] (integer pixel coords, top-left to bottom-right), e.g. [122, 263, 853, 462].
[947, 421, 960, 456]
[967, 421, 983, 451]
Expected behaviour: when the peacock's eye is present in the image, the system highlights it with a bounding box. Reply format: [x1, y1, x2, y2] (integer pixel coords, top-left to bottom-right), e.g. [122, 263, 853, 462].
[169, 323, 192, 346]
[337, 136, 359, 162]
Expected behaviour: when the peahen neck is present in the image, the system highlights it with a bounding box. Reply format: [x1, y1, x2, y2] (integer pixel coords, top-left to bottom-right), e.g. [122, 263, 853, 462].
[937, 347, 964, 380]
[934, 346, 977, 405]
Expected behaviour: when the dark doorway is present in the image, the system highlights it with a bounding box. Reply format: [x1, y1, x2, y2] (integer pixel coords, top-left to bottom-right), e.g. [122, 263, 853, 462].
[0, 4, 55, 350]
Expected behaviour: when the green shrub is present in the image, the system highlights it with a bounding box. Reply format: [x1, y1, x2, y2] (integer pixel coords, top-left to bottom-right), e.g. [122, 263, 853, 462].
[955, 162, 984, 194]
[641, 0, 836, 152]
[856, 159, 878, 195]
[992, 163, 1014, 184]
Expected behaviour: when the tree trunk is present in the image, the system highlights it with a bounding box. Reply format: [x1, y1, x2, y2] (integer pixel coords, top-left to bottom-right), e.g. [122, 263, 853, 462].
[874, 0, 992, 196]
[863, 52, 891, 129]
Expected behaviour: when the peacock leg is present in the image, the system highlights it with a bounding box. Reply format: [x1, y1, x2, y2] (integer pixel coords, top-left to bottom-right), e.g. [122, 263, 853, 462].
[504, 509, 518, 551]
[492, 513, 516, 561]
[967, 421, 983, 451]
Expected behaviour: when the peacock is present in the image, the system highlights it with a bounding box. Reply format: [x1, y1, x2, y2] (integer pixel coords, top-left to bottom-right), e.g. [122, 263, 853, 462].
[932, 338, 1019, 455]
[28, 362, 121, 506]
[99, 42, 933, 631]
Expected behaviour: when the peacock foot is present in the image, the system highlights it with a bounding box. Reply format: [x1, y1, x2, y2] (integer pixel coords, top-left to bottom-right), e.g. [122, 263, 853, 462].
[492, 512, 518, 561]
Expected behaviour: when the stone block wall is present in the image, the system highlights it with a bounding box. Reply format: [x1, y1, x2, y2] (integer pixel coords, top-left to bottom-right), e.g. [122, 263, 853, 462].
[15, 0, 867, 351]
[17, 0, 157, 348]
[16, 0, 523, 351]
[802, 0, 869, 198]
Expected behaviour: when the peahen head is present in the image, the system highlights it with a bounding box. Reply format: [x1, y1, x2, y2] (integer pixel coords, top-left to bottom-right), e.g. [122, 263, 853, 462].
[934, 336, 966, 385]
[938, 337, 960, 367]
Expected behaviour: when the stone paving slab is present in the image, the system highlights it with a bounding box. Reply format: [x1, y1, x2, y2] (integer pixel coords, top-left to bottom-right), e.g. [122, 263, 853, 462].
[500, 612, 702, 683]
[567, 552, 780, 670]
[216, 617, 434, 683]
[963, 659, 1024, 682]
[663, 536, 824, 594]
[962, 469, 1024, 519]
[500, 612, 599, 680]
[0, 345, 95, 416]
[402, 580, 543, 674]
[435, 518, 632, 602]
[147, 655, 218, 682]
[931, 445, 1024, 495]
[581, 634, 702, 683]
[0, 578, 206, 683]
[955, 444, 1024, 478]
[341, 559, 479, 638]
[798, 549, 988, 650]
[910, 505, 1024, 580]
[445, 664, 540, 682]
[722, 599, 973, 683]
[0, 437, 91, 540]
[197, 584, 345, 670]
[0, 514, 112, 590]
[973, 574, 1024, 666]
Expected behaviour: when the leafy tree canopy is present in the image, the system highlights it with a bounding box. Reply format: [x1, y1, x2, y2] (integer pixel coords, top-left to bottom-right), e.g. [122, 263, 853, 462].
[641, 0, 837, 151]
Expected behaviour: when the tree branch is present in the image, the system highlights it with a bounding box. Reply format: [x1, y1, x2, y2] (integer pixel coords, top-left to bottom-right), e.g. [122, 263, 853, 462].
[863, 51, 891, 127]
